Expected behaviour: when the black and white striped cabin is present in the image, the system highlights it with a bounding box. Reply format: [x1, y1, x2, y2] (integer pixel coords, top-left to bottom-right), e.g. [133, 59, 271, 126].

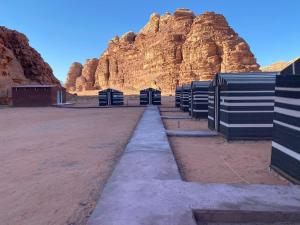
[191, 81, 210, 119]
[180, 84, 191, 112]
[270, 73, 300, 183]
[99, 88, 124, 106]
[175, 86, 182, 108]
[209, 72, 278, 140]
[208, 82, 215, 130]
[139, 88, 161, 105]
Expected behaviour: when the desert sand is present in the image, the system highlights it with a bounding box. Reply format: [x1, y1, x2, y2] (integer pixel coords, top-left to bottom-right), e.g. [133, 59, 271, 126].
[0, 106, 144, 225]
[161, 112, 288, 185]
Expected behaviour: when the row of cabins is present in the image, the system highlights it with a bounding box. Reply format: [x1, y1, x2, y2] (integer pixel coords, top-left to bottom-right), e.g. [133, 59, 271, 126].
[176, 82, 210, 118]
[99, 87, 161, 106]
[176, 58, 300, 183]
[9, 86, 161, 107]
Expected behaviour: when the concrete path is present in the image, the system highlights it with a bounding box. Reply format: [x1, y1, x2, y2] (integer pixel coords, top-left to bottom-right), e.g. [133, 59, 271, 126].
[87, 106, 300, 225]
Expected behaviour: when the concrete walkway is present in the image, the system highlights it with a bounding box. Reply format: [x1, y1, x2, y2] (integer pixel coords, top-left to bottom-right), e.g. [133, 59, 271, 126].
[87, 106, 300, 225]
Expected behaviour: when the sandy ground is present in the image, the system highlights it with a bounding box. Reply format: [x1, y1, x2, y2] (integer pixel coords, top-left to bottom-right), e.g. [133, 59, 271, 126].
[162, 112, 208, 131]
[161, 108, 288, 185]
[0, 106, 144, 225]
[169, 136, 288, 185]
[160, 96, 175, 107]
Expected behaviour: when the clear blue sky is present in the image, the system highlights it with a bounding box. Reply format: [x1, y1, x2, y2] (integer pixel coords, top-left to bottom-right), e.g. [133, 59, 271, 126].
[1, 0, 300, 82]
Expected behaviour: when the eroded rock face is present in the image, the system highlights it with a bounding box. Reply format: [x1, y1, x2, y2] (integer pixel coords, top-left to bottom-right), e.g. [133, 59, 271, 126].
[179, 12, 259, 83]
[65, 62, 83, 91]
[73, 58, 99, 91]
[0, 26, 60, 104]
[66, 9, 260, 94]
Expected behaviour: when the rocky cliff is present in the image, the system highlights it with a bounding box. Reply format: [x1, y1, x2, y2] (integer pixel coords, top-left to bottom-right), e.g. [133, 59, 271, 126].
[65, 9, 260, 94]
[0, 26, 60, 104]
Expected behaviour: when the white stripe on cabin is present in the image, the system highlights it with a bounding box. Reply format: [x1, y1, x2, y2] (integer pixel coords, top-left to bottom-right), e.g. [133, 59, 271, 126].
[220, 109, 273, 113]
[193, 102, 208, 105]
[227, 81, 275, 84]
[220, 102, 274, 106]
[275, 107, 300, 118]
[220, 96, 274, 100]
[193, 94, 208, 97]
[220, 90, 275, 93]
[272, 141, 300, 161]
[193, 97, 208, 101]
[275, 97, 300, 106]
[193, 109, 208, 112]
[275, 87, 300, 92]
[208, 116, 214, 120]
[274, 120, 300, 132]
[220, 121, 273, 128]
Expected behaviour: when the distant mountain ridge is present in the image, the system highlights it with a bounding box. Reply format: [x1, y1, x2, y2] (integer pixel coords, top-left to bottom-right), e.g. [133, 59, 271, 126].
[261, 57, 300, 72]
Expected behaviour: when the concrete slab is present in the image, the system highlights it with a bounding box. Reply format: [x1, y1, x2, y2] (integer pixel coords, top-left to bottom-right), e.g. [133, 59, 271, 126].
[166, 130, 218, 137]
[87, 106, 300, 225]
[109, 151, 181, 181]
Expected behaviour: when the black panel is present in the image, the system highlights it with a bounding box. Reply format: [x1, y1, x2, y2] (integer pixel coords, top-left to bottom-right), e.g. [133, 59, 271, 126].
[220, 112, 274, 124]
[273, 123, 300, 154]
[271, 148, 300, 181]
[225, 83, 275, 91]
[221, 92, 274, 97]
[208, 118, 215, 130]
[220, 125, 273, 140]
[274, 113, 300, 128]
[220, 105, 274, 111]
[276, 74, 300, 86]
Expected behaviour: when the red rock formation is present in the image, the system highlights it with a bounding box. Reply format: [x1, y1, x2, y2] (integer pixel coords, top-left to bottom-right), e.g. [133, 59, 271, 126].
[0, 26, 60, 104]
[73, 58, 99, 91]
[65, 62, 83, 91]
[65, 9, 260, 94]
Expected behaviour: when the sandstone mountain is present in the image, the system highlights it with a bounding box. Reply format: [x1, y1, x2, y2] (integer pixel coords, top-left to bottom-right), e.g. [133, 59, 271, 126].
[0, 26, 60, 104]
[65, 9, 260, 94]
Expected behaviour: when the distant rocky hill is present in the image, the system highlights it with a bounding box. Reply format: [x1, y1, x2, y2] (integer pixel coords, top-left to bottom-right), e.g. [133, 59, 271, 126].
[65, 8, 260, 94]
[0, 26, 60, 104]
[261, 57, 300, 72]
